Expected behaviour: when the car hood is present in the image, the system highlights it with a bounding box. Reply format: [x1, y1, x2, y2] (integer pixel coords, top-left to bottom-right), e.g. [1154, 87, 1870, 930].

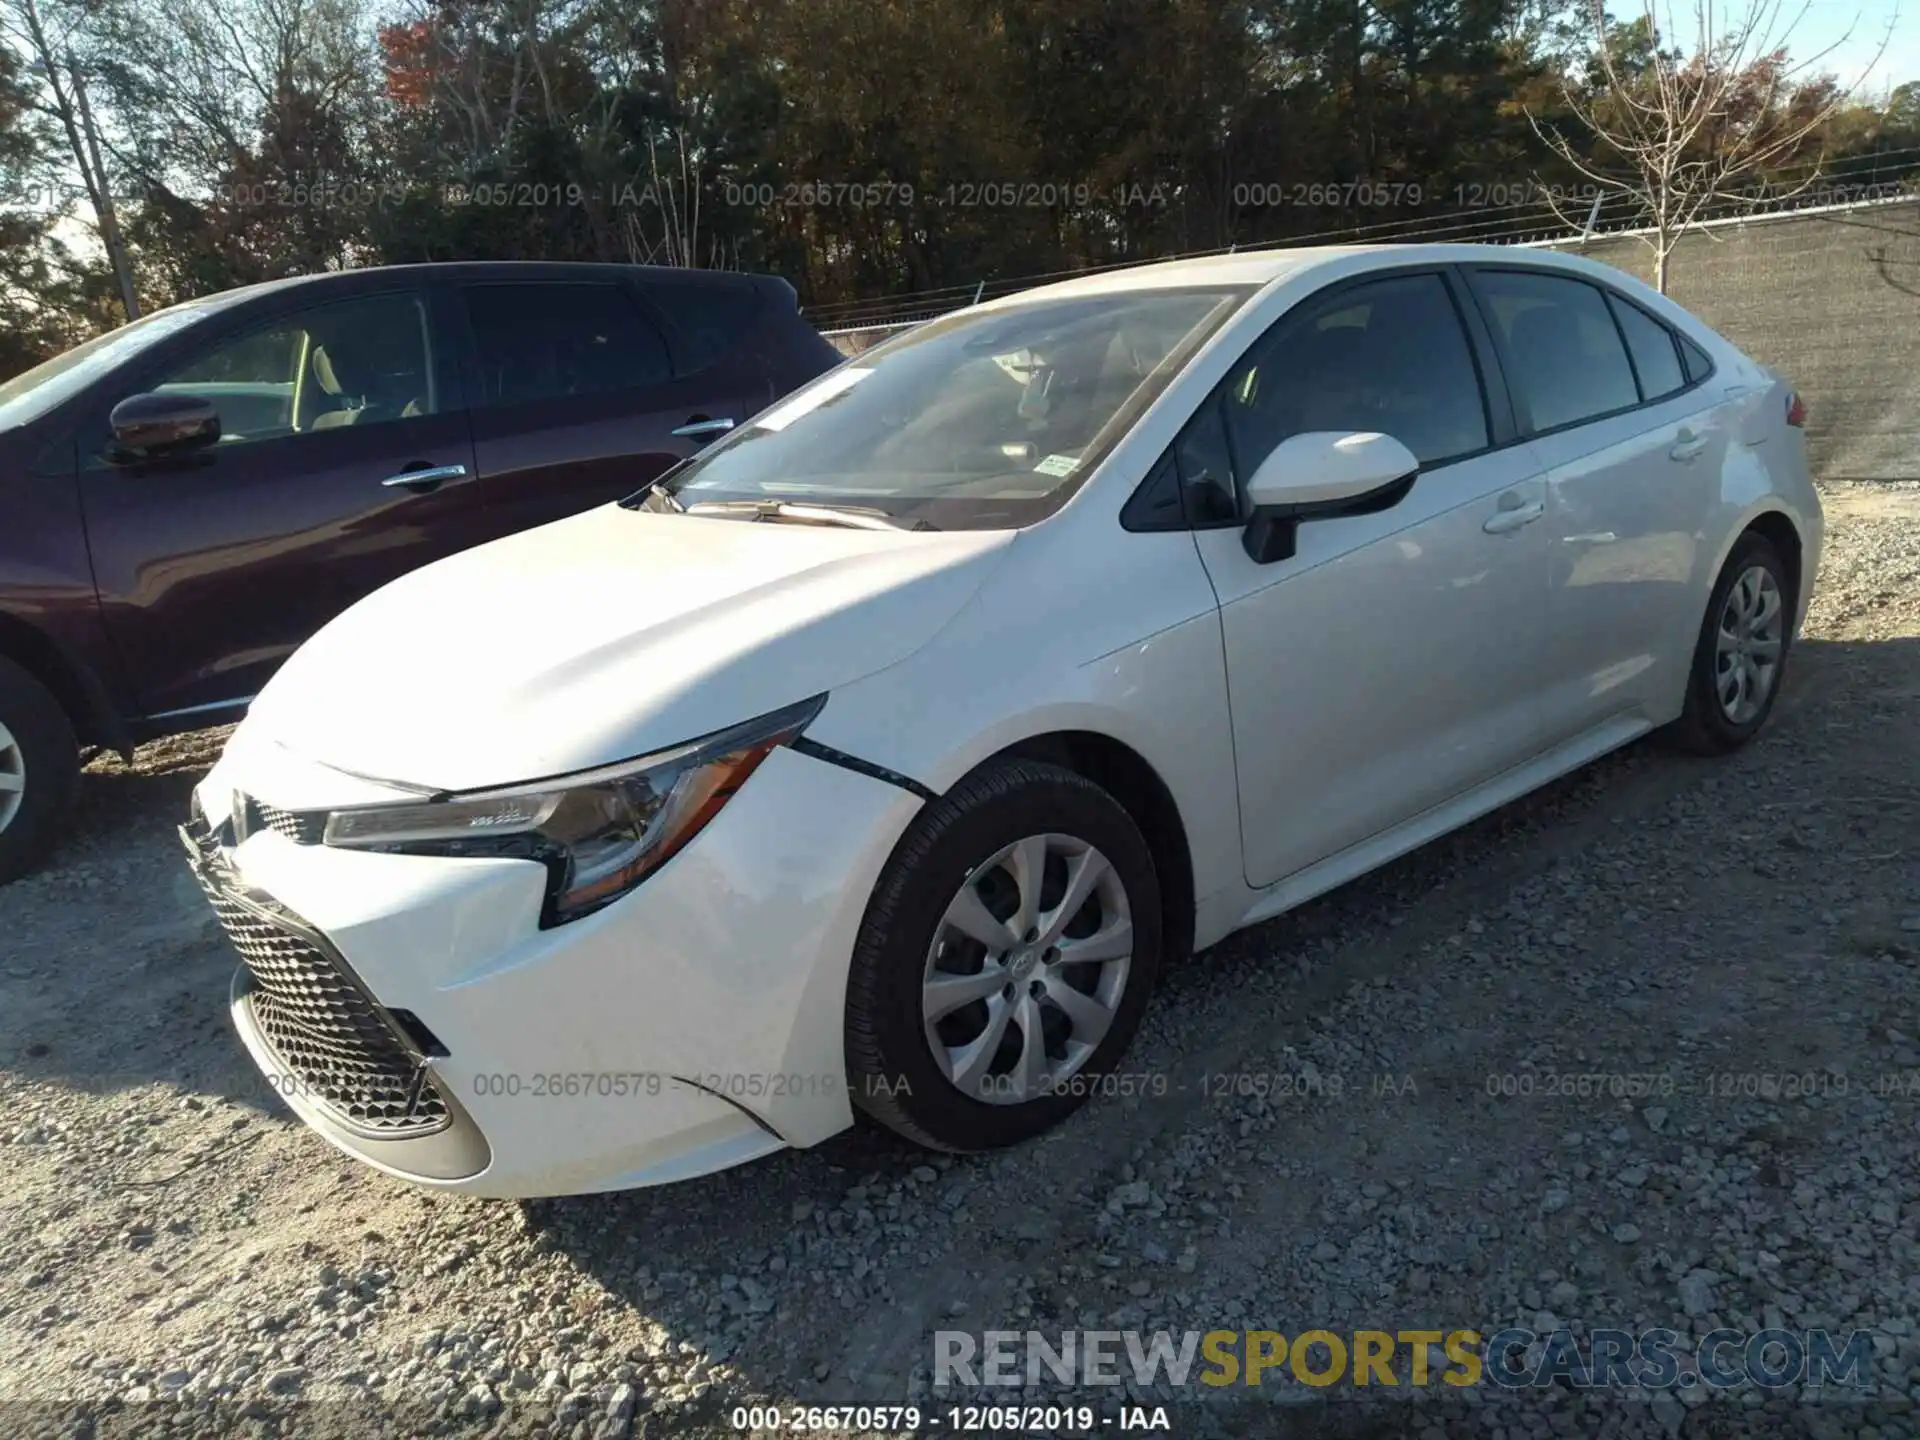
[243, 504, 1013, 792]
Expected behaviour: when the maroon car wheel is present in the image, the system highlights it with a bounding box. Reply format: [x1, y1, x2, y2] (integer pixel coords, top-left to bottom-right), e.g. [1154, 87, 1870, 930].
[0, 656, 77, 885]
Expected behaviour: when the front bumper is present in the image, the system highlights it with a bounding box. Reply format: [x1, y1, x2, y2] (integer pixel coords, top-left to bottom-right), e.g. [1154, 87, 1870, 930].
[186, 738, 922, 1197]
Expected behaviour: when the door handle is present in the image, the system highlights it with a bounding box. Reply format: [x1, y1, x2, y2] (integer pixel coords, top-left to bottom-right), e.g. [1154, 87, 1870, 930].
[380, 463, 470, 491]
[671, 417, 737, 439]
[1669, 432, 1709, 462]
[1483, 499, 1544, 535]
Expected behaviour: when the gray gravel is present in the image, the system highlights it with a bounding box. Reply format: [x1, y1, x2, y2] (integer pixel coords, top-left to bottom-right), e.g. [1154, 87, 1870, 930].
[2, 480, 1918, 1439]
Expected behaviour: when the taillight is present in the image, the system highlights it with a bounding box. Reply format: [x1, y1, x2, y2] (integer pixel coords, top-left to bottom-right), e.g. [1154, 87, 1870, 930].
[1785, 392, 1807, 428]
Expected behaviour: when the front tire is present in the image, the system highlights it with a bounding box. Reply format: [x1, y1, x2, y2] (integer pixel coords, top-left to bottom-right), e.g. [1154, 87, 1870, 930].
[1671, 531, 1793, 755]
[0, 657, 79, 886]
[845, 759, 1162, 1152]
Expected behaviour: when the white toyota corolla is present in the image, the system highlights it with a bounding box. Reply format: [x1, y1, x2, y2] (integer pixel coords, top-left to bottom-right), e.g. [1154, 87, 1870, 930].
[184, 243, 1822, 1196]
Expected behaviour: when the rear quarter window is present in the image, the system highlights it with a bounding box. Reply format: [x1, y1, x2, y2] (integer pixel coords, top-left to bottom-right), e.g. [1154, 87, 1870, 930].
[1606, 294, 1687, 401]
[643, 281, 765, 373]
[1679, 333, 1716, 384]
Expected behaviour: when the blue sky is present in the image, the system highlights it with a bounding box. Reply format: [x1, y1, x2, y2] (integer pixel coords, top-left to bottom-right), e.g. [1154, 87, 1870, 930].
[1784, 0, 1917, 91]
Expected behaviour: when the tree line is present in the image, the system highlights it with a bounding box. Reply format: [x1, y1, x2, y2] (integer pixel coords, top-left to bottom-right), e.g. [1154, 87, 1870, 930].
[1, 0, 1916, 375]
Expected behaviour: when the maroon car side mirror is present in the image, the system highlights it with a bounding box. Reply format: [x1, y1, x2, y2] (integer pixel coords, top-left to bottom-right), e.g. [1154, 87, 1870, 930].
[108, 391, 222, 462]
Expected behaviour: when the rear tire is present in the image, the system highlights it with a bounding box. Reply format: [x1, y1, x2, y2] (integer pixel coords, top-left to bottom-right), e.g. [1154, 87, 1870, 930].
[1670, 531, 1793, 755]
[0, 656, 79, 885]
[845, 759, 1162, 1152]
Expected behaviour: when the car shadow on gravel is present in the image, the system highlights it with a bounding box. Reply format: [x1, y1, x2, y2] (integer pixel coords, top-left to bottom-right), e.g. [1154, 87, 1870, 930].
[11, 725, 235, 888]
[64, 725, 233, 854]
[509, 633, 1911, 1425]
[56, 765, 203, 861]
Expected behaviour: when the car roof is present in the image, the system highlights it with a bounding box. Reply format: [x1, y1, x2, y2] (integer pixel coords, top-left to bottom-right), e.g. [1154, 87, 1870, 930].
[986, 242, 1629, 305]
[328, 260, 765, 287]
[141, 261, 772, 323]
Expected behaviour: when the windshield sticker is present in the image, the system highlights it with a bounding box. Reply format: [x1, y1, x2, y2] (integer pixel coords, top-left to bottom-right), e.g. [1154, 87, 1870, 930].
[753, 368, 872, 432]
[1032, 453, 1081, 478]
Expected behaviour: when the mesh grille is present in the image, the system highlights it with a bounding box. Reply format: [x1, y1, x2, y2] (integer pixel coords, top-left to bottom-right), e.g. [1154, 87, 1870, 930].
[240, 795, 325, 845]
[187, 839, 449, 1137]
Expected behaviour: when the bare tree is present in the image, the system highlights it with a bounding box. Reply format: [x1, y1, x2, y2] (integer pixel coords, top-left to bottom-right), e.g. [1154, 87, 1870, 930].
[619, 119, 738, 269]
[1531, 0, 1895, 291]
[391, 0, 601, 169]
[100, 0, 376, 184]
[0, 0, 140, 316]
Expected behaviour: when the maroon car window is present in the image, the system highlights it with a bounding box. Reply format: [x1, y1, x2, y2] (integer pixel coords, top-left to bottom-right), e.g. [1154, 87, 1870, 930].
[641, 281, 762, 373]
[463, 284, 673, 408]
[149, 292, 437, 444]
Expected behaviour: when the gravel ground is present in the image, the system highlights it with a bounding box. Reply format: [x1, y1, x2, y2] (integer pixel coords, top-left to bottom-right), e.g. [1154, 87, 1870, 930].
[2, 480, 1918, 1440]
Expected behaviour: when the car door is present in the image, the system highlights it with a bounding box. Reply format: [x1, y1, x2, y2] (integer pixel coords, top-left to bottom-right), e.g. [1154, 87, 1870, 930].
[77, 285, 487, 722]
[1184, 268, 1553, 890]
[1464, 268, 1722, 742]
[457, 279, 752, 536]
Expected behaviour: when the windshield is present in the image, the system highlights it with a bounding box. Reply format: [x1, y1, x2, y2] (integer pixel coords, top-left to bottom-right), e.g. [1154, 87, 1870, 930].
[660, 286, 1251, 530]
[0, 302, 225, 432]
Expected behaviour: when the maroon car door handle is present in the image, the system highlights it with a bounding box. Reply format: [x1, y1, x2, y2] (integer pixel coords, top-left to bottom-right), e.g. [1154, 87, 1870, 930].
[380, 462, 472, 492]
[670, 417, 737, 439]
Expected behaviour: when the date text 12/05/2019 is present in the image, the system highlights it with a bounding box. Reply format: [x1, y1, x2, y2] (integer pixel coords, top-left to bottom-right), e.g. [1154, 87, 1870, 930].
[727, 1405, 1175, 1432]
[719, 181, 1174, 210]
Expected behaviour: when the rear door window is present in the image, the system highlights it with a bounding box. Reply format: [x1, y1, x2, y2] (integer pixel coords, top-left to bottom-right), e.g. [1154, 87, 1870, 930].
[1471, 270, 1640, 433]
[463, 283, 673, 409]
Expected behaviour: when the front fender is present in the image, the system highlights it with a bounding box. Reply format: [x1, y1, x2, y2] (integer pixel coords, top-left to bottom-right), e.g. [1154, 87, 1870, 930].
[807, 604, 1244, 927]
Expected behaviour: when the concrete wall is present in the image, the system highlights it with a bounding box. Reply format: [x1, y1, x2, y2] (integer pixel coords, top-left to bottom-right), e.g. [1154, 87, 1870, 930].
[1554, 201, 1920, 481]
[822, 327, 909, 359]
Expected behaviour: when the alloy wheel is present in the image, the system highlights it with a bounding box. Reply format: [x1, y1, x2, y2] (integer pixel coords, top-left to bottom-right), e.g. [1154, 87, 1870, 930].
[0, 718, 24, 834]
[921, 833, 1133, 1105]
[1715, 564, 1784, 725]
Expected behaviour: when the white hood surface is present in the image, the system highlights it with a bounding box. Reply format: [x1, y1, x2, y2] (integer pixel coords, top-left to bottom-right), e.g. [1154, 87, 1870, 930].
[244, 504, 1013, 792]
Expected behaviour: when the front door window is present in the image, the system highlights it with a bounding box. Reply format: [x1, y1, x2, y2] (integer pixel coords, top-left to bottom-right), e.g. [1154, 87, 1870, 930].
[151, 293, 438, 445]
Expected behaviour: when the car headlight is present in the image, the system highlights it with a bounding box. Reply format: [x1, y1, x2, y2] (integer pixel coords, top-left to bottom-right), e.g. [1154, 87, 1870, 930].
[321, 695, 826, 926]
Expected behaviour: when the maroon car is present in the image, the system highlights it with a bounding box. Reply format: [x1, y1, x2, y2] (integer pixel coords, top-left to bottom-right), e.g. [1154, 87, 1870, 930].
[0, 261, 842, 882]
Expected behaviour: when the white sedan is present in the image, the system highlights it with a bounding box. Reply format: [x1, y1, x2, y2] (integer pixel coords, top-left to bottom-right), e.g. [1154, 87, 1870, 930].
[183, 243, 1821, 1196]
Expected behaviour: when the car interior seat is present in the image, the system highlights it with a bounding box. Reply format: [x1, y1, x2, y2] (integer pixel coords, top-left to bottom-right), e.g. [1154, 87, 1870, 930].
[307, 340, 426, 430]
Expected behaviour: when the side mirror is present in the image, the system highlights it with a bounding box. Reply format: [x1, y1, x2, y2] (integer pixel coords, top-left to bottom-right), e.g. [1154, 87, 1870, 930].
[107, 392, 221, 463]
[1242, 430, 1419, 564]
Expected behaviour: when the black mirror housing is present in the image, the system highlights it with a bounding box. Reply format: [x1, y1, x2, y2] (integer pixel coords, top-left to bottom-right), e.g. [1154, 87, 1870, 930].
[108, 392, 221, 462]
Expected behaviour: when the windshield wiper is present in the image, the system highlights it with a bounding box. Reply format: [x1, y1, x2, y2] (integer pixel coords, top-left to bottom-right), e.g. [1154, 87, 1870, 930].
[684, 499, 928, 532]
[622, 468, 690, 512]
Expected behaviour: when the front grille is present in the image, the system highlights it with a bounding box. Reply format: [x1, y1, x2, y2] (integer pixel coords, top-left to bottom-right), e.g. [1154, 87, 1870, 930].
[237, 794, 325, 845]
[183, 827, 449, 1137]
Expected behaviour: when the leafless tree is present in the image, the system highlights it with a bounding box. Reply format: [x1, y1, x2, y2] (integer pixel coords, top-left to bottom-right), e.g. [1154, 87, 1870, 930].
[107, 0, 376, 182]
[619, 118, 737, 268]
[1532, 0, 1895, 291]
[0, 0, 139, 315]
